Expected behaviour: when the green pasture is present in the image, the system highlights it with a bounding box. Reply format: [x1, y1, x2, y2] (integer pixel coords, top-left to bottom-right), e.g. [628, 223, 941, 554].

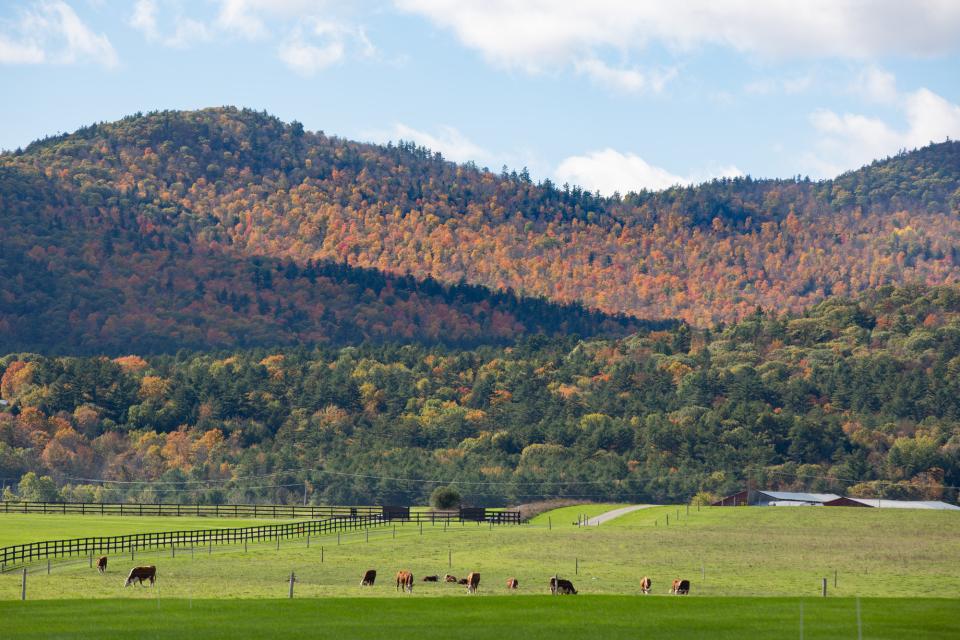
[526, 503, 629, 525]
[2, 596, 958, 640]
[1, 504, 958, 600]
[0, 514, 300, 548]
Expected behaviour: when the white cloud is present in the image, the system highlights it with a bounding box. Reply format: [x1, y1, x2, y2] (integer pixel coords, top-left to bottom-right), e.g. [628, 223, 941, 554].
[215, 0, 319, 40]
[745, 74, 813, 95]
[852, 65, 898, 104]
[129, 0, 211, 48]
[277, 20, 373, 75]
[555, 148, 743, 195]
[397, 0, 960, 68]
[0, 1, 117, 67]
[574, 57, 675, 94]
[129, 0, 158, 40]
[807, 84, 960, 176]
[367, 123, 490, 164]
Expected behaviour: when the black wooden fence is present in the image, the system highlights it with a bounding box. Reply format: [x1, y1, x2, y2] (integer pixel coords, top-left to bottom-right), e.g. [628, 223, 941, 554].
[0, 501, 521, 524]
[0, 514, 385, 572]
[0, 501, 381, 519]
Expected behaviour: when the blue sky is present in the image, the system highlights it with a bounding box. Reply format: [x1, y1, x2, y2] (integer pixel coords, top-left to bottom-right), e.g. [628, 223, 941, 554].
[1, 1, 959, 194]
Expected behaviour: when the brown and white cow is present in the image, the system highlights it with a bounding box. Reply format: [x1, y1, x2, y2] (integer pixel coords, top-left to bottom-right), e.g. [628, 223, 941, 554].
[640, 576, 651, 594]
[396, 570, 414, 592]
[124, 566, 156, 587]
[444, 574, 458, 583]
[422, 575, 439, 582]
[550, 576, 577, 595]
[506, 577, 519, 590]
[96, 556, 108, 574]
[466, 572, 480, 593]
[360, 569, 377, 586]
[670, 579, 690, 595]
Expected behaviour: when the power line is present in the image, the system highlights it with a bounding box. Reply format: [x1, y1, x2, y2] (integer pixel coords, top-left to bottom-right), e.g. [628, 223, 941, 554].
[64, 467, 616, 488]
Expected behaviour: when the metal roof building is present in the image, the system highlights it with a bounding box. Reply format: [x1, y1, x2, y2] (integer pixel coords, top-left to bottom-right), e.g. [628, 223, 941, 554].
[824, 497, 960, 510]
[712, 489, 840, 506]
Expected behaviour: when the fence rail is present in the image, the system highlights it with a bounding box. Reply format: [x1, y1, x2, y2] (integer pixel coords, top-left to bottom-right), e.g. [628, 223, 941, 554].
[0, 514, 385, 572]
[0, 501, 521, 524]
[0, 501, 382, 520]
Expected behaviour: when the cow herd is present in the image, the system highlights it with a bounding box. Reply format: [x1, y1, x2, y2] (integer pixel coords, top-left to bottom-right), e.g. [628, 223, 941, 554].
[93, 554, 691, 596]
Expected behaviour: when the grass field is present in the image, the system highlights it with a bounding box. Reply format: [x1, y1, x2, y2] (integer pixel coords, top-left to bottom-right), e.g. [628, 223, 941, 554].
[2, 596, 958, 639]
[2, 504, 958, 600]
[0, 514, 301, 548]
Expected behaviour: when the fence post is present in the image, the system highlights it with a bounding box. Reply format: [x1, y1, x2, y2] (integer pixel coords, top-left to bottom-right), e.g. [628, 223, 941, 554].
[89, 555, 93, 569]
[172, 546, 175, 559]
[307, 534, 310, 549]
[575, 558, 578, 575]
[21, 568, 27, 600]
[321, 546, 324, 563]
[47, 559, 50, 575]
[821, 577, 828, 597]
[337, 532, 340, 545]
[277, 538, 280, 551]
[289, 572, 296, 599]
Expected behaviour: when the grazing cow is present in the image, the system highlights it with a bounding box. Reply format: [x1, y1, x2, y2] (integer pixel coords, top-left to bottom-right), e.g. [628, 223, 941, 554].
[360, 569, 377, 586]
[124, 566, 156, 587]
[422, 575, 439, 582]
[444, 574, 458, 583]
[506, 578, 519, 590]
[670, 579, 690, 595]
[640, 576, 651, 594]
[96, 556, 108, 574]
[458, 578, 469, 585]
[549, 577, 577, 595]
[396, 570, 414, 593]
[466, 572, 480, 593]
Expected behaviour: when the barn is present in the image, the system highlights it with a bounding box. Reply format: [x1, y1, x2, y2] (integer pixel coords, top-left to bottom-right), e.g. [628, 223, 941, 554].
[712, 490, 840, 506]
[824, 497, 960, 510]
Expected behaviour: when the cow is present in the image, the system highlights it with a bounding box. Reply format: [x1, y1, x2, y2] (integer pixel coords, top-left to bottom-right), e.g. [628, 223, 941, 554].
[457, 578, 469, 585]
[422, 575, 439, 582]
[550, 577, 577, 595]
[670, 579, 690, 595]
[444, 574, 458, 583]
[640, 576, 651, 594]
[96, 556, 108, 574]
[466, 572, 480, 593]
[396, 570, 414, 593]
[360, 569, 377, 586]
[506, 578, 519, 590]
[124, 566, 156, 587]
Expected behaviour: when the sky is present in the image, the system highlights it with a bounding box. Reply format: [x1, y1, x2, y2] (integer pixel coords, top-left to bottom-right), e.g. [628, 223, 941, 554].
[1, 0, 959, 195]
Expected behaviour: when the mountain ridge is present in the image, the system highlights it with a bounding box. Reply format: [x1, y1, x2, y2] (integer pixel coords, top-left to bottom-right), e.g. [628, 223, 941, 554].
[2, 107, 959, 352]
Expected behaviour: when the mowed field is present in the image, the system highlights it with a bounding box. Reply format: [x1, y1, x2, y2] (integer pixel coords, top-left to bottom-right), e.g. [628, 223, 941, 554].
[1, 505, 958, 638]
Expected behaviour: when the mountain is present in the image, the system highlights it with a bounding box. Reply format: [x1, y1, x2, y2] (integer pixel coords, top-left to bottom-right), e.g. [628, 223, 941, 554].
[2, 107, 959, 353]
[1, 283, 958, 505]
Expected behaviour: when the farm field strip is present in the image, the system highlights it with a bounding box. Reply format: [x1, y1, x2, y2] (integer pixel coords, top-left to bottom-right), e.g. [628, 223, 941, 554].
[0, 514, 305, 548]
[1, 596, 958, 640]
[1, 505, 958, 599]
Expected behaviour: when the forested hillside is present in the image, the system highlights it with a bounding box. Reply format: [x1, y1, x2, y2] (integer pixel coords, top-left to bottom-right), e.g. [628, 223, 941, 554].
[2, 284, 958, 505]
[2, 108, 959, 353]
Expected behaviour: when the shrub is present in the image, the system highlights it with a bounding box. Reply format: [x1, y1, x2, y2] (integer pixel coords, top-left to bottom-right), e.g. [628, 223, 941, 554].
[430, 485, 462, 510]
